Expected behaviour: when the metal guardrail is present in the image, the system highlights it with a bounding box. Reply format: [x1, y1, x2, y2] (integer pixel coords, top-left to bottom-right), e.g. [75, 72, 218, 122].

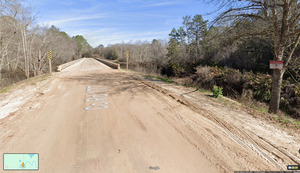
[57, 58, 83, 72]
[94, 58, 120, 69]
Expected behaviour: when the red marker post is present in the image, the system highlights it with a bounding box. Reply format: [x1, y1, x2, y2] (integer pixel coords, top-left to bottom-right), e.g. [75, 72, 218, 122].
[270, 60, 283, 70]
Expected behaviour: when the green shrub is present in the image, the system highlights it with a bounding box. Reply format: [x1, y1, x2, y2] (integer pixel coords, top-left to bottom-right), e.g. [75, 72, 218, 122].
[243, 72, 272, 102]
[213, 85, 223, 98]
[280, 84, 300, 119]
[192, 65, 299, 119]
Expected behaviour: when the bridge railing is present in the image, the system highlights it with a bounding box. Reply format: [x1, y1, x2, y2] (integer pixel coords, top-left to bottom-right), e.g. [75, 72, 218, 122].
[57, 58, 83, 72]
[94, 58, 120, 69]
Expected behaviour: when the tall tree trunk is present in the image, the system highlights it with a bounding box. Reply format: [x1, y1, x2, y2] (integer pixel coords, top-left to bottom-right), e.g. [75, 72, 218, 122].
[14, 44, 21, 71]
[37, 50, 42, 76]
[0, 65, 2, 80]
[269, 69, 284, 113]
[268, 23, 285, 114]
[33, 65, 37, 77]
[21, 27, 29, 79]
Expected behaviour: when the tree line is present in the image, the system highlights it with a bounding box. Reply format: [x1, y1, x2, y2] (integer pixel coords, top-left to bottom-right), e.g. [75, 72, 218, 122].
[96, 0, 299, 117]
[0, 0, 92, 87]
[94, 40, 168, 73]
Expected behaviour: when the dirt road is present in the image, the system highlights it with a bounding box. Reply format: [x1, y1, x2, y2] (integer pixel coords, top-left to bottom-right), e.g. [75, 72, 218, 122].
[0, 58, 298, 172]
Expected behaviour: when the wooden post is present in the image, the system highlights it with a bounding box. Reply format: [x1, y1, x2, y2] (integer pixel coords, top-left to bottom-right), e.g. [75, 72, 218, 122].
[48, 50, 52, 74]
[126, 50, 129, 71]
[49, 59, 52, 73]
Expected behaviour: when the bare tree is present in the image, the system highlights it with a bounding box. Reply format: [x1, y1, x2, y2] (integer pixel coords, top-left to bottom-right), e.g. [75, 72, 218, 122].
[0, 0, 21, 80]
[0, 0, 79, 88]
[0, 16, 18, 79]
[100, 40, 167, 73]
[28, 26, 49, 76]
[18, 7, 34, 79]
[209, 0, 300, 113]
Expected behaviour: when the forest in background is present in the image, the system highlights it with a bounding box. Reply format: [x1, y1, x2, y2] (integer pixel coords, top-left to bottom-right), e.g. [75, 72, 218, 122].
[0, 0, 92, 88]
[95, 1, 300, 119]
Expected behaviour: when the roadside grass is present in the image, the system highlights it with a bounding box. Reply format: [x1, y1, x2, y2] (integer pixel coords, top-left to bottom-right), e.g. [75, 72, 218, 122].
[185, 83, 300, 130]
[144, 75, 174, 83]
[248, 105, 268, 114]
[295, 120, 300, 128]
[215, 96, 300, 130]
[0, 85, 14, 94]
[272, 115, 300, 129]
[245, 103, 300, 129]
[0, 74, 51, 94]
[27, 74, 50, 85]
[154, 76, 173, 83]
[121, 68, 136, 73]
[198, 88, 212, 94]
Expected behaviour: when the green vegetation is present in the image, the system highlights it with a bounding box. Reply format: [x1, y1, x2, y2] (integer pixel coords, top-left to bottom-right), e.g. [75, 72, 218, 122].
[73, 35, 92, 58]
[144, 75, 173, 83]
[94, 2, 300, 121]
[273, 116, 300, 129]
[198, 88, 212, 94]
[192, 66, 300, 119]
[154, 76, 173, 83]
[0, 86, 14, 94]
[213, 85, 223, 98]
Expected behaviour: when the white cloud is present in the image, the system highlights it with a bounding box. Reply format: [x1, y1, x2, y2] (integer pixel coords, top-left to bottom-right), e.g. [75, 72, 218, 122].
[146, 2, 177, 7]
[84, 30, 170, 47]
[48, 15, 107, 26]
[32, 0, 182, 47]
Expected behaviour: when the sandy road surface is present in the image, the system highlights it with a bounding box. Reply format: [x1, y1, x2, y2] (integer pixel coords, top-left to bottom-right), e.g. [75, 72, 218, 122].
[0, 58, 297, 172]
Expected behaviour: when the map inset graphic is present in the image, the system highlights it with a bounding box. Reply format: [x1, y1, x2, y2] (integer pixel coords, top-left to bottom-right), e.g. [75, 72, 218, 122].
[3, 153, 39, 170]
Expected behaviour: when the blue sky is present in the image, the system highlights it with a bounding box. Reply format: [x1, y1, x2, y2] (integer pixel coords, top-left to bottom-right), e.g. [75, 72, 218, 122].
[26, 0, 218, 47]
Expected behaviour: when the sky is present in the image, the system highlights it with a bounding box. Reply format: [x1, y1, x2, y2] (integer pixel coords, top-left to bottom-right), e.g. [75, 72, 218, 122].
[25, 0, 218, 47]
